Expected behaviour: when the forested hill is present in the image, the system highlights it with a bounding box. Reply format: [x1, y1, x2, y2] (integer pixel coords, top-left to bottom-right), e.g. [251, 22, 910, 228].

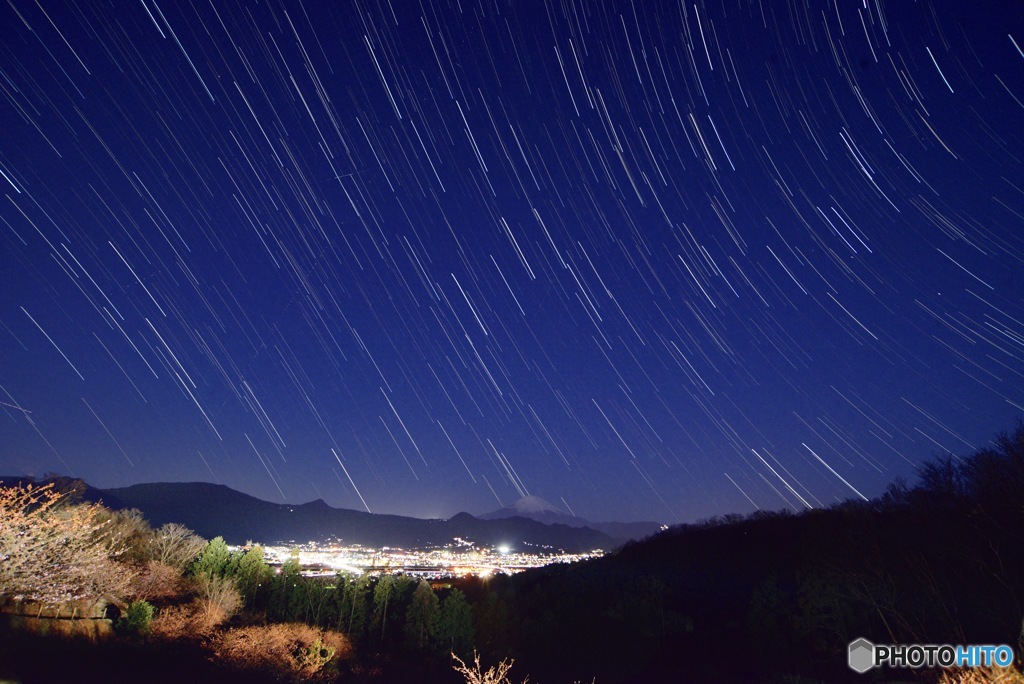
[468, 425, 1024, 683]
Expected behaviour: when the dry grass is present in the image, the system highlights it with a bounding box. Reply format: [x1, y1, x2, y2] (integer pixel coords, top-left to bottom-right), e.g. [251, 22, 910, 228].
[149, 601, 207, 640]
[938, 666, 1024, 684]
[148, 574, 240, 638]
[209, 623, 351, 681]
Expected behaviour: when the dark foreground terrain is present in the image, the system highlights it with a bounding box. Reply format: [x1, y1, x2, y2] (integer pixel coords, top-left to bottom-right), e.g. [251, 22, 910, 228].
[2, 425, 1023, 684]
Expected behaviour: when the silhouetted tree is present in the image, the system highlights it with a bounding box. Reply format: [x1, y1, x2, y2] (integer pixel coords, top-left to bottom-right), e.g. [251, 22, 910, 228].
[373, 574, 399, 646]
[437, 589, 474, 658]
[917, 454, 966, 503]
[338, 574, 372, 642]
[268, 553, 302, 622]
[405, 580, 440, 653]
[372, 574, 414, 648]
[474, 590, 511, 662]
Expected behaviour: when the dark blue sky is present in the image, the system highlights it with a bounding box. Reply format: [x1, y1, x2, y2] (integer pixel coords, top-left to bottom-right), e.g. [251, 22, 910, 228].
[1, 0, 1022, 523]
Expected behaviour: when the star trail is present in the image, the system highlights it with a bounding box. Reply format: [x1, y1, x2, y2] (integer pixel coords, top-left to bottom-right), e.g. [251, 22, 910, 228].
[1, 0, 1022, 523]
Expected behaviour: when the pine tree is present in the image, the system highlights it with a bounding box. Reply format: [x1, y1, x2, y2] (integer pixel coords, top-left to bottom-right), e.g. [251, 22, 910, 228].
[373, 574, 398, 645]
[404, 580, 440, 652]
[268, 553, 302, 621]
[192, 536, 234, 579]
[341, 575, 372, 643]
[437, 589, 475, 658]
[234, 544, 272, 609]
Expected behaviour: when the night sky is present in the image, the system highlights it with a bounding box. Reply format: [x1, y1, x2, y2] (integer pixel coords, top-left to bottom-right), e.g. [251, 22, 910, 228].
[2, 0, 1023, 524]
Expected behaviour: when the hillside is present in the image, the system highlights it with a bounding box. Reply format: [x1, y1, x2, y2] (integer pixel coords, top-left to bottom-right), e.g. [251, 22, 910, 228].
[99, 482, 614, 552]
[3, 425, 1024, 684]
[466, 426, 1024, 682]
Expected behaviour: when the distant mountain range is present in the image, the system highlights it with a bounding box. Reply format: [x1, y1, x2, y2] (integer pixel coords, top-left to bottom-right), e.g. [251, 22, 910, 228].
[2, 476, 662, 550]
[105, 482, 625, 552]
[481, 495, 663, 544]
[0, 477, 628, 552]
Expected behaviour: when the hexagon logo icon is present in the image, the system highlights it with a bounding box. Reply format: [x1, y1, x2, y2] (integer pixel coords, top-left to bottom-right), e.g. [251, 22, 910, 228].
[848, 638, 875, 673]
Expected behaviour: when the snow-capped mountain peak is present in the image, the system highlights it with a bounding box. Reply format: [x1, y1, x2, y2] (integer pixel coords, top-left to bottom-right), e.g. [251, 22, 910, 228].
[480, 495, 664, 543]
[508, 495, 565, 516]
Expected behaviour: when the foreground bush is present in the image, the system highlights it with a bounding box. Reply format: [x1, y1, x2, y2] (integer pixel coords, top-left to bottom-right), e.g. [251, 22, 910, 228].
[452, 652, 517, 684]
[210, 623, 351, 681]
[194, 574, 241, 631]
[119, 600, 154, 634]
[149, 601, 206, 640]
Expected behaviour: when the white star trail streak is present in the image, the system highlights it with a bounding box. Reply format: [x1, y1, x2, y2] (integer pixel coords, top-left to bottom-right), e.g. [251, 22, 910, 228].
[0, 0, 1020, 523]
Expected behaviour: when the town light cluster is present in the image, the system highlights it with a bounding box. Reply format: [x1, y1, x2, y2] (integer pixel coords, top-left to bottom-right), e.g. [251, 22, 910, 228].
[240, 540, 604, 579]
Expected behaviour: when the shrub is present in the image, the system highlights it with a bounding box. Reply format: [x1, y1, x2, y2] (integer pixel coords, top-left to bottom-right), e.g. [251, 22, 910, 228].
[130, 560, 182, 602]
[120, 600, 154, 634]
[297, 638, 336, 673]
[452, 651, 517, 684]
[194, 574, 241, 631]
[147, 574, 241, 638]
[210, 623, 350, 681]
[150, 602, 205, 640]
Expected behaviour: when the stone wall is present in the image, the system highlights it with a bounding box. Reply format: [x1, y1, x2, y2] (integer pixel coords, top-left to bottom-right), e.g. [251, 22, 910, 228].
[0, 612, 114, 641]
[0, 598, 115, 641]
[0, 597, 110, 619]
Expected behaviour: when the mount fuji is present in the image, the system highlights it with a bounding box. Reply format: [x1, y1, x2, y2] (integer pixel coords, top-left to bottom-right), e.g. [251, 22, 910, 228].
[481, 496, 662, 545]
